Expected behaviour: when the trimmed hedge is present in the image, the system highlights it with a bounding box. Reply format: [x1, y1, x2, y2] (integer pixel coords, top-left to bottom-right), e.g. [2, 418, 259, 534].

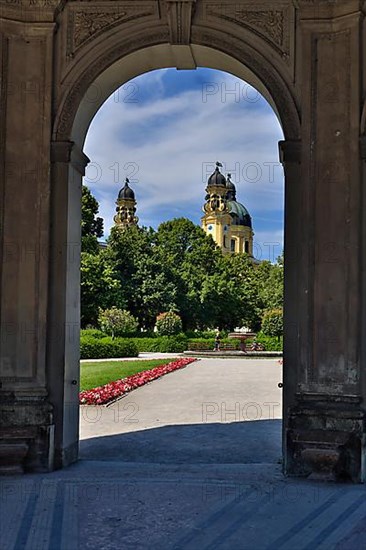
[81, 329, 106, 339]
[80, 336, 139, 359]
[130, 334, 188, 353]
[255, 332, 283, 352]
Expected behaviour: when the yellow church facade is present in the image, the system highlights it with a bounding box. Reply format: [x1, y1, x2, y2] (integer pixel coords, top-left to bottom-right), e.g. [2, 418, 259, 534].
[113, 165, 254, 257]
[201, 163, 254, 255]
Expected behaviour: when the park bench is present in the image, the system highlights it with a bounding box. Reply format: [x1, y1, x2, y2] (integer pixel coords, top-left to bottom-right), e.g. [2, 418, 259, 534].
[187, 342, 212, 351]
[219, 343, 240, 351]
[187, 341, 240, 352]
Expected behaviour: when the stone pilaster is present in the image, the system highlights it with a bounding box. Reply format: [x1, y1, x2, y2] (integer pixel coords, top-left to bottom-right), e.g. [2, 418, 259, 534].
[284, 2, 365, 481]
[48, 141, 89, 469]
[0, 13, 56, 472]
[279, 139, 302, 475]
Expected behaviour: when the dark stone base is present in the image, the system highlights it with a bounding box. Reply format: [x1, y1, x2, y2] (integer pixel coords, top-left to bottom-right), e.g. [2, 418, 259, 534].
[0, 397, 54, 474]
[0, 442, 29, 474]
[285, 397, 365, 482]
[54, 441, 79, 470]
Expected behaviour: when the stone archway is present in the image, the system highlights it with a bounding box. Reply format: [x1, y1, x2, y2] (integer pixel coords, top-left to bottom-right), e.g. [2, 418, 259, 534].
[1, 0, 365, 482]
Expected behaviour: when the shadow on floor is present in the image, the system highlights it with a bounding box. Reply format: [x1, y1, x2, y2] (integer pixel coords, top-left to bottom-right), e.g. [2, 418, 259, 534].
[80, 419, 282, 464]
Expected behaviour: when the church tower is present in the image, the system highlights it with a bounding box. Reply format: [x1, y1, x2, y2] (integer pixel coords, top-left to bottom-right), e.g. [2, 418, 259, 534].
[201, 163, 254, 255]
[114, 178, 139, 227]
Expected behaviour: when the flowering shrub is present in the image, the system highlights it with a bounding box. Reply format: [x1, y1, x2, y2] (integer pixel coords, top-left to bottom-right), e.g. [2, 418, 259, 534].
[155, 311, 183, 336]
[79, 357, 197, 405]
[98, 307, 139, 338]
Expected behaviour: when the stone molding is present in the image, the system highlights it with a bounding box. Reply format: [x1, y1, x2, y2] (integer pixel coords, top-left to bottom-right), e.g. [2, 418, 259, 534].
[51, 141, 90, 175]
[279, 139, 302, 164]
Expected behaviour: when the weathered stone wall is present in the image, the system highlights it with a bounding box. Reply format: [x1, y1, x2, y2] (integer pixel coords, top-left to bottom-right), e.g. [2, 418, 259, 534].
[0, 0, 365, 480]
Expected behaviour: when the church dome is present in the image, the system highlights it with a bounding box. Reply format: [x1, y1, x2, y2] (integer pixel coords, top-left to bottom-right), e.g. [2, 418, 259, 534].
[226, 174, 237, 200]
[207, 163, 227, 187]
[118, 178, 135, 200]
[227, 200, 252, 228]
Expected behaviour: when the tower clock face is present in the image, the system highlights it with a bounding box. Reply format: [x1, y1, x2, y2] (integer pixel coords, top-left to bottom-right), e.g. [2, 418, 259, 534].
[224, 225, 228, 232]
[208, 225, 213, 231]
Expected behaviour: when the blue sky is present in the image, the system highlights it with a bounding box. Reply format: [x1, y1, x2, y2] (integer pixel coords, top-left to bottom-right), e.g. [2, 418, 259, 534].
[83, 68, 284, 262]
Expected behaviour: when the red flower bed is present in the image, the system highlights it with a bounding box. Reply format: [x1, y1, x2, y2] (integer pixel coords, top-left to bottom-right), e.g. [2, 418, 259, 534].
[79, 357, 197, 405]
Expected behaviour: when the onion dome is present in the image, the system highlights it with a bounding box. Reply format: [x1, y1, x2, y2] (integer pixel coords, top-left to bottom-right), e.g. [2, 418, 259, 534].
[227, 201, 252, 228]
[207, 162, 227, 187]
[226, 173, 237, 201]
[118, 178, 135, 200]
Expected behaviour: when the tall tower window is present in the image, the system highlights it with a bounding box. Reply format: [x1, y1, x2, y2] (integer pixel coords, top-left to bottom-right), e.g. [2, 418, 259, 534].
[231, 239, 236, 252]
[245, 241, 249, 253]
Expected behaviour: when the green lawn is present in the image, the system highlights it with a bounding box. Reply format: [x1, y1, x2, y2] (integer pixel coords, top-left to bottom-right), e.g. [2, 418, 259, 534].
[80, 359, 177, 391]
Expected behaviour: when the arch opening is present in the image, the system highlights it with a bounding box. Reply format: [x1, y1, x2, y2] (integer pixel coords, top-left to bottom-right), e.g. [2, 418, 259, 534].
[78, 65, 285, 464]
[50, 38, 298, 473]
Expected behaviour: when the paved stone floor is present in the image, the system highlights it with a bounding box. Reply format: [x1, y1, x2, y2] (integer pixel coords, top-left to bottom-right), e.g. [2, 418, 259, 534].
[1, 359, 366, 549]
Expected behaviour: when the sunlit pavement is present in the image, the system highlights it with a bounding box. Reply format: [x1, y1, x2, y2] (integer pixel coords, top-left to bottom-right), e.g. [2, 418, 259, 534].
[1, 359, 366, 549]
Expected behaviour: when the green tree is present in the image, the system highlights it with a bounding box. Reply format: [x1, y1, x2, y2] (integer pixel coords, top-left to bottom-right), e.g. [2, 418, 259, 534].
[261, 308, 284, 339]
[80, 251, 123, 327]
[254, 255, 284, 312]
[154, 218, 220, 329]
[106, 224, 177, 329]
[81, 185, 104, 253]
[200, 253, 260, 330]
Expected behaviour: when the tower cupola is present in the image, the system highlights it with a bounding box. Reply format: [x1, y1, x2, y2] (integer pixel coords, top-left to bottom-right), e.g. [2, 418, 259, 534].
[226, 173, 237, 201]
[118, 178, 135, 200]
[114, 178, 139, 228]
[207, 162, 227, 188]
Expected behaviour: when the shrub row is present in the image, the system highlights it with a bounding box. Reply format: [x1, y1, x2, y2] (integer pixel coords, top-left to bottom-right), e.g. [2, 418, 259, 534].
[80, 332, 283, 359]
[80, 336, 139, 359]
[81, 329, 105, 340]
[130, 334, 188, 353]
[255, 332, 283, 351]
[187, 334, 283, 351]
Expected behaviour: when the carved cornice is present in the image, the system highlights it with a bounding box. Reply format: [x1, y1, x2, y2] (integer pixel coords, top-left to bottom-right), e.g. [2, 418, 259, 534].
[1, 0, 60, 6]
[165, 0, 197, 44]
[66, 3, 158, 57]
[294, 0, 365, 18]
[0, 0, 65, 22]
[205, 3, 291, 59]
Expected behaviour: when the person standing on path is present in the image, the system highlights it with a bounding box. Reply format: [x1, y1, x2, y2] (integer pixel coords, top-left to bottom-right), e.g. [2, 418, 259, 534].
[214, 328, 221, 352]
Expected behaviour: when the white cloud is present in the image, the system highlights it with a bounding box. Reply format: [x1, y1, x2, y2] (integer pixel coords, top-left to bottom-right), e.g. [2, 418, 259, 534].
[84, 69, 284, 259]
